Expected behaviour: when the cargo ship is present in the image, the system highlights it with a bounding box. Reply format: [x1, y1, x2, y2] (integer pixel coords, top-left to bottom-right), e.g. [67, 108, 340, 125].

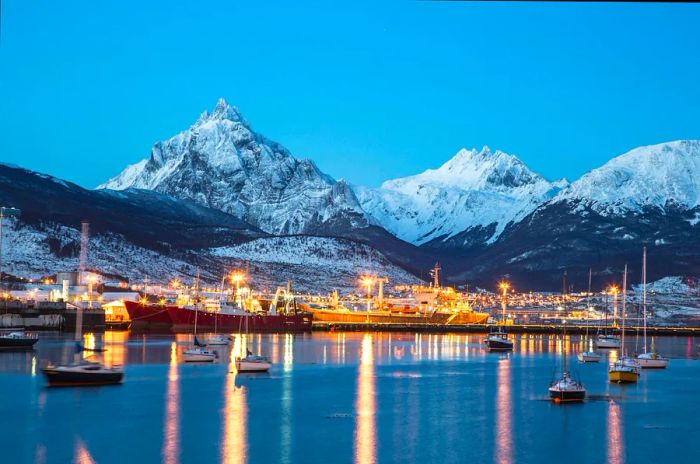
[166, 305, 311, 332]
[124, 286, 312, 333]
[301, 266, 489, 325]
[124, 300, 174, 330]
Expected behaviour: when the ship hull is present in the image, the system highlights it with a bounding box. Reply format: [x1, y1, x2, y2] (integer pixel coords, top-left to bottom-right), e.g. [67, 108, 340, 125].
[0, 337, 38, 351]
[307, 308, 488, 325]
[548, 389, 585, 403]
[484, 339, 513, 352]
[42, 369, 123, 386]
[608, 370, 638, 383]
[167, 306, 312, 333]
[124, 301, 173, 329]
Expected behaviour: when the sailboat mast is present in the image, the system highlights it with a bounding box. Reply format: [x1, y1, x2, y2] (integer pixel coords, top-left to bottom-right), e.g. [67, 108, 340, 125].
[643, 246, 647, 354]
[622, 264, 627, 357]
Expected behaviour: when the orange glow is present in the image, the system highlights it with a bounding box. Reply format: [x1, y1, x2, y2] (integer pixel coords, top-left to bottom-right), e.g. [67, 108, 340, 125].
[607, 400, 623, 464]
[495, 356, 512, 464]
[354, 333, 376, 464]
[230, 272, 245, 284]
[222, 348, 247, 464]
[162, 342, 180, 464]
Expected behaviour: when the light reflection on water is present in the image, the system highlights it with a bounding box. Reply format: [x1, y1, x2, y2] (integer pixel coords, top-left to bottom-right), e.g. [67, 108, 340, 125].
[0, 332, 698, 463]
[354, 334, 376, 464]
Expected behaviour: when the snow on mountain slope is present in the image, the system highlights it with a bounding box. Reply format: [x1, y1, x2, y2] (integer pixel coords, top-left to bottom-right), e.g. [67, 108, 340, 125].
[211, 236, 420, 292]
[555, 140, 700, 215]
[2, 219, 200, 282]
[357, 146, 566, 245]
[99, 98, 368, 235]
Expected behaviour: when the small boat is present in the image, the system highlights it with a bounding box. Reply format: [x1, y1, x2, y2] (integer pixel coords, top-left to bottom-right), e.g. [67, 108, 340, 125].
[550, 328, 586, 403]
[578, 269, 601, 364]
[207, 335, 231, 346]
[609, 265, 640, 384]
[609, 359, 640, 383]
[635, 247, 669, 369]
[636, 351, 669, 369]
[182, 347, 217, 362]
[42, 361, 123, 386]
[549, 371, 586, 403]
[484, 282, 513, 352]
[0, 331, 39, 351]
[596, 334, 621, 349]
[577, 351, 602, 363]
[42, 305, 123, 387]
[484, 329, 513, 352]
[236, 354, 271, 373]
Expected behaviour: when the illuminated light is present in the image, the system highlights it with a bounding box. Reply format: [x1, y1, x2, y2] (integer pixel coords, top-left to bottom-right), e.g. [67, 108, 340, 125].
[140, 297, 148, 305]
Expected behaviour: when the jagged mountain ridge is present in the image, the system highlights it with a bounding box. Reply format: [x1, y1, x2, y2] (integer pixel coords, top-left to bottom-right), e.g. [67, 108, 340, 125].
[99, 98, 369, 235]
[357, 146, 567, 247]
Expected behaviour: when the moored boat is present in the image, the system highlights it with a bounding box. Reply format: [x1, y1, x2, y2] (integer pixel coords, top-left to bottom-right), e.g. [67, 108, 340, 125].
[608, 265, 640, 384]
[41, 361, 123, 386]
[236, 354, 271, 372]
[577, 351, 602, 363]
[484, 329, 513, 352]
[596, 334, 621, 349]
[182, 347, 217, 362]
[0, 331, 38, 351]
[549, 372, 586, 403]
[636, 247, 669, 369]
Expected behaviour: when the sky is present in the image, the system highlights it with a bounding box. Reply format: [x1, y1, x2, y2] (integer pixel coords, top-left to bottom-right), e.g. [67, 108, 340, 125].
[1, 1, 700, 189]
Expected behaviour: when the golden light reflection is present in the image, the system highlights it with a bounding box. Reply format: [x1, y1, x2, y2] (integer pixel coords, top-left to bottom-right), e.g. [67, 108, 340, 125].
[162, 342, 180, 464]
[494, 356, 512, 464]
[280, 334, 294, 463]
[354, 333, 376, 464]
[74, 438, 96, 464]
[222, 347, 247, 464]
[103, 330, 126, 367]
[607, 400, 624, 464]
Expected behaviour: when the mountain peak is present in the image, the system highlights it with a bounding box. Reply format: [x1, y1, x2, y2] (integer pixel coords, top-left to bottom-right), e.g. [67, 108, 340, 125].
[556, 140, 700, 214]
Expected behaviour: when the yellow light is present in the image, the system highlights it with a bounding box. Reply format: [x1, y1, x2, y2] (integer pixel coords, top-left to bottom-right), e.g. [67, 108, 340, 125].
[230, 271, 245, 283]
[140, 297, 148, 305]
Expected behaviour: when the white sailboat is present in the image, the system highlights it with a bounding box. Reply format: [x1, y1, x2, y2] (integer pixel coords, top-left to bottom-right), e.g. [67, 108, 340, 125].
[636, 247, 669, 369]
[235, 311, 271, 372]
[578, 268, 602, 363]
[183, 270, 217, 363]
[550, 330, 586, 402]
[596, 284, 621, 349]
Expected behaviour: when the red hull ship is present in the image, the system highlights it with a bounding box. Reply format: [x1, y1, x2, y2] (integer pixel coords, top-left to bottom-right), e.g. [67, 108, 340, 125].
[124, 301, 173, 329]
[166, 306, 312, 332]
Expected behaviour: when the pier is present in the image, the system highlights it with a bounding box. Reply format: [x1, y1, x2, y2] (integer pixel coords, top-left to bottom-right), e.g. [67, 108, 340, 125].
[312, 322, 700, 336]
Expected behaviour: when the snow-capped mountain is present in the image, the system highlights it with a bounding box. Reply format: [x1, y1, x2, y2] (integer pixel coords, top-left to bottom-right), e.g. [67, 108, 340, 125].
[99, 98, 369, 235]
[0, 163, 420, 292]
[357, 146, 566, 246]
[554, 140, 700, 214]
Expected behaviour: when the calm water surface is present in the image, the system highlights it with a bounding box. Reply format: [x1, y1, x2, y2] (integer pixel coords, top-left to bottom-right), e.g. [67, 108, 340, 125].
[1, 331, 699, 463]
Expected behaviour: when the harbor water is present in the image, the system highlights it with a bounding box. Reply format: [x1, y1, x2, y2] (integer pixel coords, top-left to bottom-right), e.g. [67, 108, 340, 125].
[1, 332, 699, 463]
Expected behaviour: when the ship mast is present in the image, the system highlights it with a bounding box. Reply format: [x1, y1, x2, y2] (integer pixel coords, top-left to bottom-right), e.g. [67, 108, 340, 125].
[643, 247, 647, 354]
[621, 264, 627, 358]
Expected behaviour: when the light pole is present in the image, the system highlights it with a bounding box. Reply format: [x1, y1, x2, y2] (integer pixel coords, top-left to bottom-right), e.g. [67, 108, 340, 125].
[361, 276, 375, 314]
[499, 281, 510, 325]
[230, 271, 245, 306]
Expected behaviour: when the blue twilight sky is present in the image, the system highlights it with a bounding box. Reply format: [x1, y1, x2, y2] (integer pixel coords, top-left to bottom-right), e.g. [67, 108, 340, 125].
[1, 1, 700, 189]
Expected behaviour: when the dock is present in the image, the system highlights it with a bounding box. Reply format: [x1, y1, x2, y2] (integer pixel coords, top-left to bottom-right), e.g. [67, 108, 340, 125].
[312, 322, 700, 336]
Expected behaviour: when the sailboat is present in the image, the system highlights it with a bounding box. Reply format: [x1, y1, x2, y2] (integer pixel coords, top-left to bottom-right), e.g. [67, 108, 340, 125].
[550, 330, 586, 402]
[235, 312, 271, 372]
[0, 330, 39, 351]
[484, 282, 513, 352]
[636, 247, 669, 369]
[596, 283, 621, 349]
[208, 276, 232, 346]
[183, 270, 217, 362]
[609, 265, 641, 383]
[578, 269, 602, 363]
[42, 304, 123, 386]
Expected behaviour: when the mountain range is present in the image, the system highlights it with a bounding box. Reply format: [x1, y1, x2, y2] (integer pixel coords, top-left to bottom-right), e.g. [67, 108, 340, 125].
[3, 99, 699, 291]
